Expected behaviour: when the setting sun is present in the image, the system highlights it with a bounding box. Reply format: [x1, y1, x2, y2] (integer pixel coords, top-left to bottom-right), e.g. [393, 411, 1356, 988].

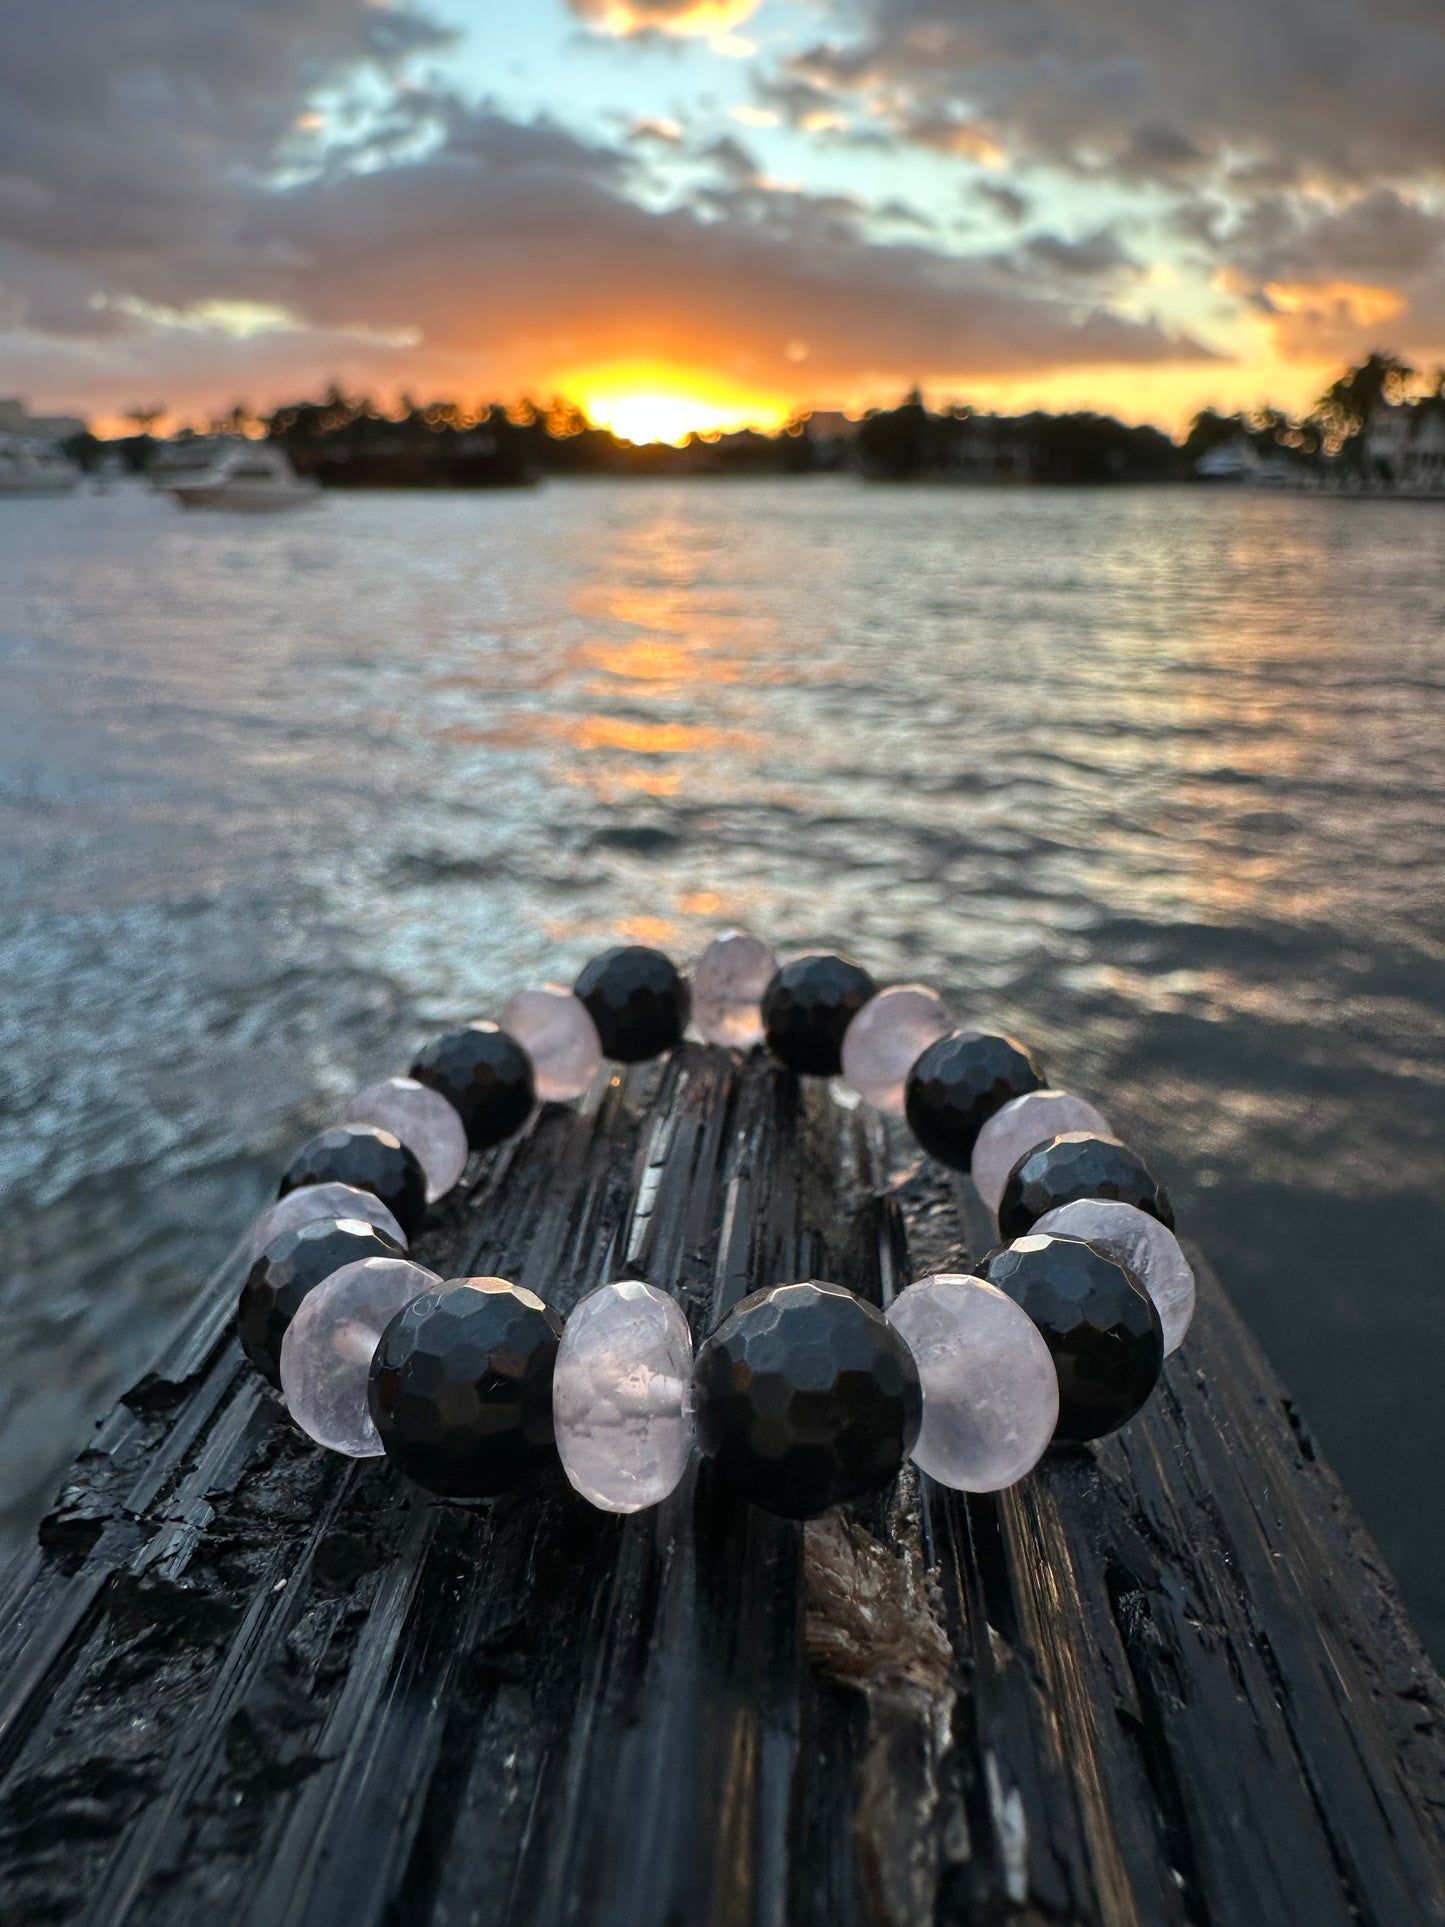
[574, 369, 789, 446]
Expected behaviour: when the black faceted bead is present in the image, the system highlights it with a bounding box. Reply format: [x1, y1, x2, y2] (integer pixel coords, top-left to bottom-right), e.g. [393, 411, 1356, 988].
[410, 1022, 535, 1150]
[997, 1132, 1174, 1242]
[760, 954, 878, 1077]
[368, 1278, 564, 1497]
[980, 1234, 1163, 1441]
[693, 1281, 921, 1518]
[573, 946, 690, 1062]
[904, 1029, 1046, 1171]
[279, 1125, 428, 1237]
[237, 1216, 403, 1387]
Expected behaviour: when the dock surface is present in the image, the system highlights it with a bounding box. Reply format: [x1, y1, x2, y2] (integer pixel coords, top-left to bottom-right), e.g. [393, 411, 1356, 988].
[1, 1046, 1443, 1926]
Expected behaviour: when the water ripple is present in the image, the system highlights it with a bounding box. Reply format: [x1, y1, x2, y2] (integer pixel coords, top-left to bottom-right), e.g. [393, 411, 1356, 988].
[0, 478, 1442, 1653]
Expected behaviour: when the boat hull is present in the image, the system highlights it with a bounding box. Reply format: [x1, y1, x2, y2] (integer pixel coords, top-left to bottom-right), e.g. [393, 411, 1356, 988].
[169, 484, 320, 512]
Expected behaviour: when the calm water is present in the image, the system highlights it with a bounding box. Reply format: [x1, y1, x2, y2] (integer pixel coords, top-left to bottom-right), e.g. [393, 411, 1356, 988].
[2, 479, 1442, 1652]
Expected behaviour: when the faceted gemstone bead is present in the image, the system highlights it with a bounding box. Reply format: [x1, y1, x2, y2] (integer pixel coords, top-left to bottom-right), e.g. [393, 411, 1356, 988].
[247, 1182, 408, 1265]
[369, 1278, 564, 1498]
[343, 1076, 468, 1203]
[552, 1281, 695, 1513]
[410, 1022, 536, 1151]
[841, 983, 954, 1115]
[887, 1273, 1059, 1491]
[997, 1132, 1174, 1243]
[1034, 1198, 1196, 1355]
[498, 985, 602, 1101]
[573, 946, 690, 1062]
[760, 954, 879, 1077]
[691, 931, 778, 1050]
[238, 1216, 403, 1387]
[279, 1125, 428, 1239]
[980, 1234, 1163, 1442]
[904, 1030, 1046, 1171]
[971, 1089, 1113, 1218]
[693, 1281, 921, 1518]
[279, 1256, 442, 1456]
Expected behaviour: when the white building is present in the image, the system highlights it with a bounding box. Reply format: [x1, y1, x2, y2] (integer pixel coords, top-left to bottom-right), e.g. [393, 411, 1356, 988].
[1362, 400, 1445, 492]
[0, 398, 86, 442]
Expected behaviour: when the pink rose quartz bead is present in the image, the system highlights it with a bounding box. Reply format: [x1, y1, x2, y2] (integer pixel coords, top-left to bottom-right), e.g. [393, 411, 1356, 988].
[553, 1280, 695, 1512]
[970, 1089, 1113, 1218]
[1033, 1198, 1196, 1355]
[344, 1076, 469, 1203]
[887, 1273, 1058, 1491]
[247, 1182, 408, 1263]
[691, 931, 777, 1049]
[280, 1256, 442, 1456]
[841, 984, 954, 1115]
[498, 985, 603, 1102]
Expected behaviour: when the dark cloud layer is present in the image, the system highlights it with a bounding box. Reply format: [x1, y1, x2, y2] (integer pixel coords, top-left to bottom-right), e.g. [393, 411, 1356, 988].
[256, 110, 1209, 386]
[0, 0, 1218, 415]
[791, 0, 1445, 187]
[771, 0, 1445, 367]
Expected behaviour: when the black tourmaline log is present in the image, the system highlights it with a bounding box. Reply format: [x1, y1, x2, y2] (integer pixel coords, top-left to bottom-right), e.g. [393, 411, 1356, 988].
[368, 1277, 563, 1497]
[278, 1124, 428, 1237]
[904, 1028, 1046, 1170]
[409, 1020, 535, 1149]
[760, 953, 878, 1076]
[998, 1129, 1174, 1240]
[980, 1233, 1164, 1441]
[2, 1046, 1443, 1927]
[693, 1281, 920, 1517]
[573, 945, 690, 1062]
[237, 1216, 404, 1386]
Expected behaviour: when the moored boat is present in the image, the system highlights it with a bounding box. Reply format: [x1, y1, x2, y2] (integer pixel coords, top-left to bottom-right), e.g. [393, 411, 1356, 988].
[163, 443, 321, 512]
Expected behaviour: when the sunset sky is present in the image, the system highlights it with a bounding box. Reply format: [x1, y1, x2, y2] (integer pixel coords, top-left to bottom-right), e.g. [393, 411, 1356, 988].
[5, 0, 1445, 437]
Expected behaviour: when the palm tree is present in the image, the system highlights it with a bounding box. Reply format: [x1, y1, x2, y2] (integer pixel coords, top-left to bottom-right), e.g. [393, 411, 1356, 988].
[1314, 352, 1414, 448]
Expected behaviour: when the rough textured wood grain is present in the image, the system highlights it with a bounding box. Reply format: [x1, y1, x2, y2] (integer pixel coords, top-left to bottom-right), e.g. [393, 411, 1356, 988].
[0, 1045, 1442, 1927]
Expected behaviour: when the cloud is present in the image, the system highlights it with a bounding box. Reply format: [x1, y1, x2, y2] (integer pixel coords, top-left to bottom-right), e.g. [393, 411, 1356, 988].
[893, 114, 1003, 167]
[253, 111, 1216, 391]
[745, 0, 1445, 376]
[628, 118, 684, 145]
[752, 73, 846, 127]
[975, 182, 1031, 225]
[1017, 228, 1137, 282]
[1224, 189, 1445, 288]
[0, 0, 454, 296]
[787, 0, 1445, 188]
[697, 134, 761, 182]
[1205, 188, 1445, 365]
[566, 0, 760, 39]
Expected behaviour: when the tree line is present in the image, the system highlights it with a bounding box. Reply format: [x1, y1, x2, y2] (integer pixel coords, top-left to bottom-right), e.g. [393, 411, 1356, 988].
[61, 353, 1443, 487]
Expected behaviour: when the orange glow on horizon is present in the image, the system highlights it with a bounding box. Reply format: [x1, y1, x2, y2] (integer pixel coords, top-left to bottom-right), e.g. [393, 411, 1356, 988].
[71, 319, 1395, 447]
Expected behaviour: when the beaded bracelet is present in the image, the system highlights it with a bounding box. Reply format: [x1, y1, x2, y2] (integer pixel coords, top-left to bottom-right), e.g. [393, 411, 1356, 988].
[235, 933, 1195, 1521]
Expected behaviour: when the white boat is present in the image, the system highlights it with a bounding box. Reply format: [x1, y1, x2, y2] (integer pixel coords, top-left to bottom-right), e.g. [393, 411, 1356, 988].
[148, 435, 231, 490]
[1195, 435, 1294, 487]
[0, 438, 81, 497]
[164, 443, 321, 512]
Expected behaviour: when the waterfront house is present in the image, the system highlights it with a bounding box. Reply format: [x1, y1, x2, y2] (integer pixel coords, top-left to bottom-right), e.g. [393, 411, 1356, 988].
[0, 397, 85, 442]
[1362, 398, 1445, 492]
